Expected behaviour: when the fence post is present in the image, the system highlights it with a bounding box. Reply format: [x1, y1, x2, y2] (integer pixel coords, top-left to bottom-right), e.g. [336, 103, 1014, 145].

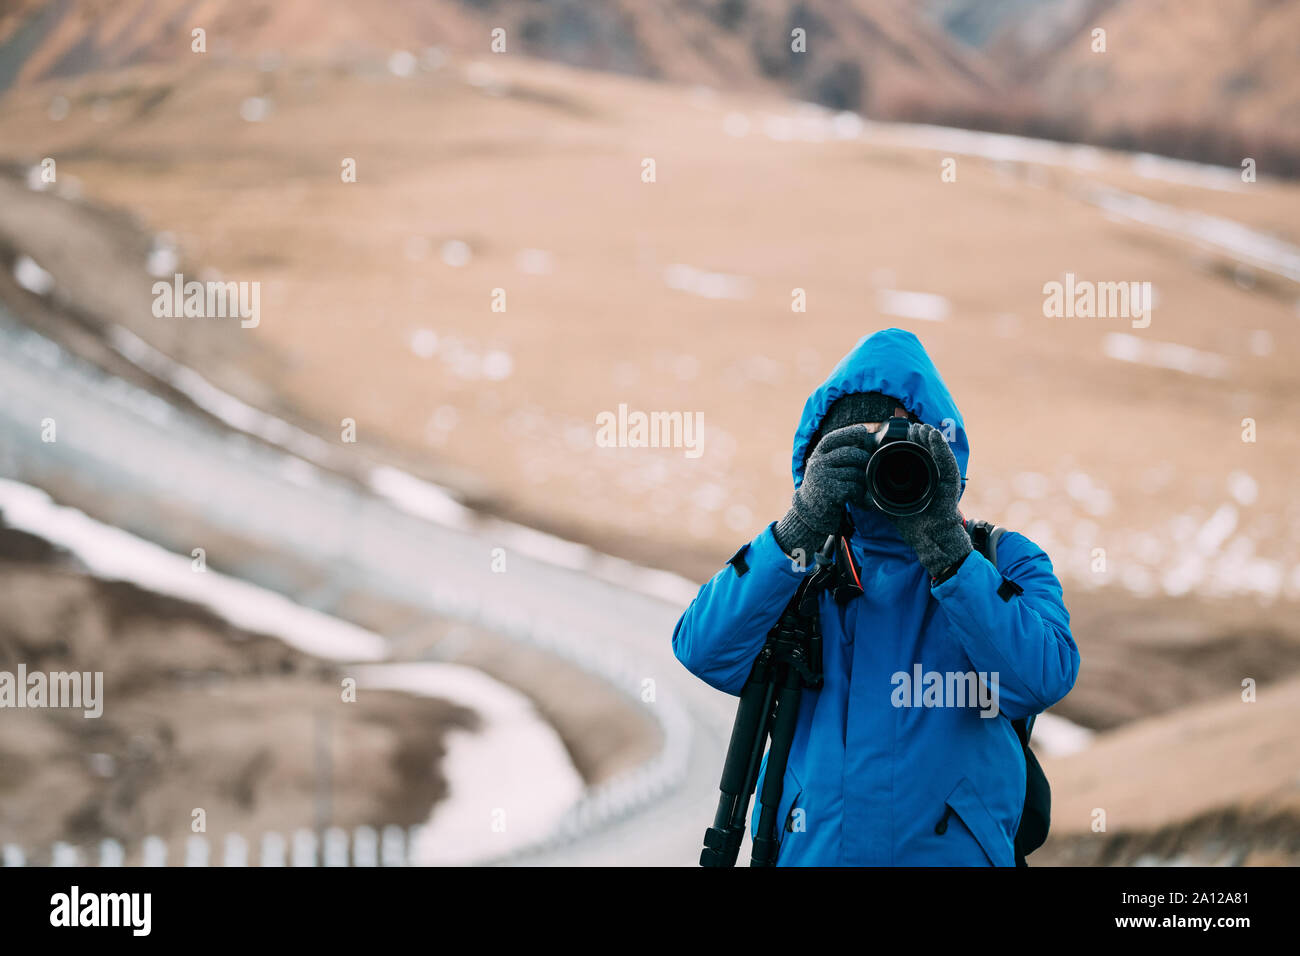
[380, 825, 405, 867]
[291, 828, 318, 867]
[223, 833, 248, 867]
[352, 826, 378, 867]
[185, 834, 210, 867]
[405, 825, 424, 866]
[260, 831, 286, 868]
[141, 835, 168, 867]
[323, 827, 349, 867]
[51, 842, 80, 866]
[99, 839, 125, 867]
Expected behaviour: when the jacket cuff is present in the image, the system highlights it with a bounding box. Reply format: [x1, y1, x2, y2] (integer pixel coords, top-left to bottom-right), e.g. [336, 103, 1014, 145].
[933, 543, 990, 594]
[930, 551, 968, 586]
[771, 509, 826, 567]
[749, 521, 816, 578]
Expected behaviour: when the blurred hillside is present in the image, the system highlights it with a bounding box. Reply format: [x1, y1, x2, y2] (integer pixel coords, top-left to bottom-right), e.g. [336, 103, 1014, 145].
[0, 0, 1001, 114]
[927, 0, 1119, 69]
[4, 0, 1299, 171]
[925, 0, 1300, 174]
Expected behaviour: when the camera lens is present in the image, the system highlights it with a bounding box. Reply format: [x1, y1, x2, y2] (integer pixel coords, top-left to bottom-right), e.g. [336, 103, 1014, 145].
[866, 441, 938, 517]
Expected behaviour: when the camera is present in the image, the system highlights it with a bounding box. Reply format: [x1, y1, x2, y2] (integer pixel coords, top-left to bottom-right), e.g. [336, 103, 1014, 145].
[864, 418, 938, 517]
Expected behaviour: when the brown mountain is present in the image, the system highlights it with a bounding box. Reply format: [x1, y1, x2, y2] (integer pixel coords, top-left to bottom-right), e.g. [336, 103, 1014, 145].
[1030, 0, 1300, 139]
[3, 0, 1298, 172]
[924, 0, 1300, 174]
[0, 0, 1004, 117]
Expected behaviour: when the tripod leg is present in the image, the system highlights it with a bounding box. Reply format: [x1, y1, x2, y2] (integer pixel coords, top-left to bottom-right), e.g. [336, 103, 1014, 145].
[700, 658, 777, 867]
[751, 666, 803, 867]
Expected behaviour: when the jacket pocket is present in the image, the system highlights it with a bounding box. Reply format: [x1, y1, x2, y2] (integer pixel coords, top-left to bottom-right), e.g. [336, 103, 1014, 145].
[934, 776, 1014, 867]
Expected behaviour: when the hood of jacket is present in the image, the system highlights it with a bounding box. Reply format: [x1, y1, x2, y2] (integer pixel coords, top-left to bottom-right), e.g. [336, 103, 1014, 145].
[791, 328, 969, 499]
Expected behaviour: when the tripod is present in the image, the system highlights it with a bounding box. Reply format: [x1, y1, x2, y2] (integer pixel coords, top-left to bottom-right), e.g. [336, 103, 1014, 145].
[700, 532, 856, 867]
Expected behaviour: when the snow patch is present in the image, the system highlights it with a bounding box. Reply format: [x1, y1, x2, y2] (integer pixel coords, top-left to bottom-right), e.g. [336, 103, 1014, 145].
[877, 289, 950, 322]
[1102, 333, 1229, 379]
[13, 256, 54, 296]
[0, 479, 385, 662]
[356, 662, 585, 865]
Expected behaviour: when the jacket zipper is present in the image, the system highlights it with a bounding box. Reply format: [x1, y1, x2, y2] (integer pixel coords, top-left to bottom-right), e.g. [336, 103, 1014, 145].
[934, 806, 954, 835]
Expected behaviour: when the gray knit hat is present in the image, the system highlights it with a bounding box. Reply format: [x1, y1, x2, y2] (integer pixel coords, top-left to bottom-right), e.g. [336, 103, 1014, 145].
[801, 391, 912, 468]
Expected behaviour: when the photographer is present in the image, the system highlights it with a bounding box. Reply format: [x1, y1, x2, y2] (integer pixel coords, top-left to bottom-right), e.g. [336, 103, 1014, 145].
[672, 328, 1079, 866]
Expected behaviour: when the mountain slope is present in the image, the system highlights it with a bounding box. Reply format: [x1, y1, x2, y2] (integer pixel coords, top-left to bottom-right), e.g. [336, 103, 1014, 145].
[924, 0, 1300, 173]
[0, 0, 1002, 116]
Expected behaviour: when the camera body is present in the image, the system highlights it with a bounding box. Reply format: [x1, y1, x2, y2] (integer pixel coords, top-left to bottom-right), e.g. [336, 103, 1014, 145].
[864, 418, 939, 517]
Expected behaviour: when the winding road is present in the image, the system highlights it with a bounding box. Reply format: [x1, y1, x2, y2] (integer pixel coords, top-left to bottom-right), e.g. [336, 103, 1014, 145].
[0, 306, 741, 866]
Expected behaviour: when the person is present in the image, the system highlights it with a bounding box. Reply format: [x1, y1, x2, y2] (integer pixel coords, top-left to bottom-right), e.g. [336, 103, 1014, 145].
[672, 328, 1079, 866]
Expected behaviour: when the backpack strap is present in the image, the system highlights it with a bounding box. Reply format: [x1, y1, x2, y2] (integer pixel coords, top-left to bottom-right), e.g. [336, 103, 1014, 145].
[963, 518, 1005, 567]
[964, 518, 1024, 602]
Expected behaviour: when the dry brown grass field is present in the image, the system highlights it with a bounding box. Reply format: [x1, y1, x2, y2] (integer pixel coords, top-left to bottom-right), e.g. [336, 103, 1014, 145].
[2, 49, 1300, 860]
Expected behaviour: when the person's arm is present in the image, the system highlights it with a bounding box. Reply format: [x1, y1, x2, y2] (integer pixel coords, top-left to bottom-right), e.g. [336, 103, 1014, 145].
[885, 424, 1078, 718]
[932, 531, 1078, 719]
[671, 523, 808, 695]
[673, 425, 871, 694]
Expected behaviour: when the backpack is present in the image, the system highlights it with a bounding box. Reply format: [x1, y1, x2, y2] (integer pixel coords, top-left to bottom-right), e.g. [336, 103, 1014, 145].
[962, 519, 1051, 866]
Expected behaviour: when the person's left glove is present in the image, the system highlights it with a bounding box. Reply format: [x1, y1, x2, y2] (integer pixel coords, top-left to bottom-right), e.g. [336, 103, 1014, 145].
[881, 422, 971, 579]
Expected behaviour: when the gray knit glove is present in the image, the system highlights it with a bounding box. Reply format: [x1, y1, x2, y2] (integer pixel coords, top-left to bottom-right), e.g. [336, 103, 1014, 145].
[774, 425, 873, 560]
[883, 423, 971, 578]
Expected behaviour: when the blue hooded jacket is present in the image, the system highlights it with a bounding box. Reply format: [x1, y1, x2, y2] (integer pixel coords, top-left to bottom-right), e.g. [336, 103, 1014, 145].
[672, 329, 1079, 866]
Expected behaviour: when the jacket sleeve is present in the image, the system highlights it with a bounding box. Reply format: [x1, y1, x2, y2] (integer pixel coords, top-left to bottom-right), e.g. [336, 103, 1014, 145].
[931, 530, 1079, 720]
[672, 523, 809, 696]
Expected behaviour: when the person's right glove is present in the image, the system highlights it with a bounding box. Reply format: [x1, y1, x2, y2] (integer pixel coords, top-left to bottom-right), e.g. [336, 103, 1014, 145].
[773, 424, 873, 562]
